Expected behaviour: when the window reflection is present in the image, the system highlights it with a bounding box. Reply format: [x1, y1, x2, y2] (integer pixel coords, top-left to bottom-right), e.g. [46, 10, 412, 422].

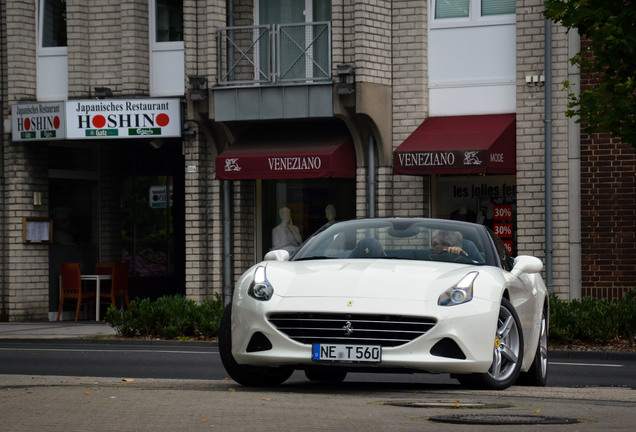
[121, 175, 174, 278]
[155, 0, 183, 42]
[41, 0, 67, 47]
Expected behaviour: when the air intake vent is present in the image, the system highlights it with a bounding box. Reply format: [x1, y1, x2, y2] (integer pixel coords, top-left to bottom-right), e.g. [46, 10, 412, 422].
[268, 313, 436, 348]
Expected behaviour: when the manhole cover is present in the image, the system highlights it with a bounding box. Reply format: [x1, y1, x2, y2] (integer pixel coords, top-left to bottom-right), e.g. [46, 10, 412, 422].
[429, 414, 580, 425]
[385, 401, 512, 409]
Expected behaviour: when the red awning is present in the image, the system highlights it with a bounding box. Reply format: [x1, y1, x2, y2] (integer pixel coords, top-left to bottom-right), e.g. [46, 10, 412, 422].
[393, 114, 516, 175]
[215, 123, 356, 180]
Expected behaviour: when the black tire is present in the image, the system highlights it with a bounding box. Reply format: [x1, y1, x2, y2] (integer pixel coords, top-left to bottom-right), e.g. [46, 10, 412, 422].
[304, 367, 348, 383]
[457, 297, 524, 390]
[218, 306, 293, 386]
[517, 306, 548, 386]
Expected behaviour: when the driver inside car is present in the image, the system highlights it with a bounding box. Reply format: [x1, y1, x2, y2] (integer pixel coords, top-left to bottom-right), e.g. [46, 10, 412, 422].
[430, 230, 466, 257]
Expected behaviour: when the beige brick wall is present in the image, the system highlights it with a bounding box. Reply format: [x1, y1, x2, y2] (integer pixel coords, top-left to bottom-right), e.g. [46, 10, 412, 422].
[353, 1, 392, 86]
[3, 1, 49, 320]
[2, 139, 50, 321]
[67, 2, 122, 97]
[391, 2, 427, 217]
[516, 0, 571, 297]
[0, 0, 6, 318]
[332, 0, 354, 67]
[183, 126, 224, 303]
[355, 167, 368, 217]
[183, 1, 225, 302]
[121, 0, 150, 94]
[232, 180, 256, 291]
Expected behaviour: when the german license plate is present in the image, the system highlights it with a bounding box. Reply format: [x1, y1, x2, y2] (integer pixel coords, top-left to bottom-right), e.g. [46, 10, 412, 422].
[312, 344, 382, 363]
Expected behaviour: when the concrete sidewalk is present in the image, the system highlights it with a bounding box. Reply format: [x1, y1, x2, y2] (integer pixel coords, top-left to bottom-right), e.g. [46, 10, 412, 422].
[1, 373, 635, 431]
[0, 321, 117, 339]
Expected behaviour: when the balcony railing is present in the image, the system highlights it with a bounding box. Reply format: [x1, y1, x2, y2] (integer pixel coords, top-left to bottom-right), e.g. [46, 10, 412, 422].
[217, 22, 332, 86]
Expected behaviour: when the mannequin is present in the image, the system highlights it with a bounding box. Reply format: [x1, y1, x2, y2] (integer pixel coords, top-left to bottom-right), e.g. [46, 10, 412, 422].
[272, 206, 302, 253]
[325, 204, 336, 225]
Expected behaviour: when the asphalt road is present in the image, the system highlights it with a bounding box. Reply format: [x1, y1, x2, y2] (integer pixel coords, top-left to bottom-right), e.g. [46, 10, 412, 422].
[1, 339, 635, 431]
[1, 340, 634, 389]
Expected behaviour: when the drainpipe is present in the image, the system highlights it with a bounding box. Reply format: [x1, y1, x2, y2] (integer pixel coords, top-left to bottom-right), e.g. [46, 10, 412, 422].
[568, 31, 582, 299]
[544, 16, 553, 293]
[227, 0, 233, 26]
[222, 1, 234, 306]
[368, 134, 376, 217]
[223, 179, 233, 305]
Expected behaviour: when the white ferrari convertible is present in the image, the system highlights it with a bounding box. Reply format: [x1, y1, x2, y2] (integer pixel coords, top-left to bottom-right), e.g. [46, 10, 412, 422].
[219, 218, 548, 390]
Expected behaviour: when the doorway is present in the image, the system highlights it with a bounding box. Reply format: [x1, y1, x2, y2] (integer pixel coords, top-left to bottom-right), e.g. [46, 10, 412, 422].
[120, 141, 185, 301]
[48, 143, 100, 318]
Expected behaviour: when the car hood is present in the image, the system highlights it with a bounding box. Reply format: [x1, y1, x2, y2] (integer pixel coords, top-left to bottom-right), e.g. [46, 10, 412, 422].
[262, 259, 482, 302]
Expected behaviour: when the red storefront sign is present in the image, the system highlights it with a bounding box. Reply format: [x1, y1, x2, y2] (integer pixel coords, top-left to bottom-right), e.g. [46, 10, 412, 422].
[393, 114, 516, 175]
[215, 124, 356, 180]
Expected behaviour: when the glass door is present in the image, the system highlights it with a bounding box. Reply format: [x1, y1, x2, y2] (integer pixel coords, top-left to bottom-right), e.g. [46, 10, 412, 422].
[119, 140, 185, 301]
[121, 175, 175, 280]
[49, 180, 99, 317]
[48, 144, 99, 318]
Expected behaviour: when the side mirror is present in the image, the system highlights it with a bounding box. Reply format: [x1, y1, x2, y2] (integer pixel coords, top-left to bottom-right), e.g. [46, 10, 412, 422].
[264, 250, 290, 262]
[510, 255, 543, 278]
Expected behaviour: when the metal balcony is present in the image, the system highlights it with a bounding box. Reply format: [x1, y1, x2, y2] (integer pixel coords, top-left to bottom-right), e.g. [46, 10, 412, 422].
[216, 22, 332, 86]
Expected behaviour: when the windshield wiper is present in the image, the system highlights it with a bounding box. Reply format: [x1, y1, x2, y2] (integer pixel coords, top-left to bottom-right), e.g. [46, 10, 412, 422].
[294, 256, 337, 261]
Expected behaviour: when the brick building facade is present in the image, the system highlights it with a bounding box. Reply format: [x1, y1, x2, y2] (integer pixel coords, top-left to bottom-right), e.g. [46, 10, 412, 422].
[0, 0, 633, 321]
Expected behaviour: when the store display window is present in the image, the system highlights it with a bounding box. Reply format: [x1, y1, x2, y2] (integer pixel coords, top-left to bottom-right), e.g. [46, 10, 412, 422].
[434, 175, 516, 255]
[262, 178, 355, 254]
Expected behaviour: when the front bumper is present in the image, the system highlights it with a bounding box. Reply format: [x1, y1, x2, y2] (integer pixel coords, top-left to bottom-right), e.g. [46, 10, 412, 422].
[231, 295, 499, 375]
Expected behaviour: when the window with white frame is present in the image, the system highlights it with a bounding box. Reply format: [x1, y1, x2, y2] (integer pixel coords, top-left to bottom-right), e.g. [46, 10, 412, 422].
[41, 0, 67, 47]
[433, 0, 515, 22]
[150, 0, 185, 96]
[37, 0, 68, 100]
[155, 0, 183, 42]
[428, 0, 516, 116]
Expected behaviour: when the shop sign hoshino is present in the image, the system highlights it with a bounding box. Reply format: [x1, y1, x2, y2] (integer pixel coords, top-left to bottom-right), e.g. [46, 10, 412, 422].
[11, 101, 66, 142]
[65, 99, 181, 139]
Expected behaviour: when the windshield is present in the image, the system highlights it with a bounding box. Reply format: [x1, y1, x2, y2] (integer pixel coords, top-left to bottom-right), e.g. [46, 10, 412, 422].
[292, 219, 490, 265]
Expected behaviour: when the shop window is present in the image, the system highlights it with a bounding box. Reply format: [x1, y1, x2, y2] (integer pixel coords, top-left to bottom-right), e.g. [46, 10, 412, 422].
[434, 175, 517, 256]
[49, 145, 97, 172]
[121, 175, 175, 278]
[48, 178, 99, 316]
[262, 179, 355, 255]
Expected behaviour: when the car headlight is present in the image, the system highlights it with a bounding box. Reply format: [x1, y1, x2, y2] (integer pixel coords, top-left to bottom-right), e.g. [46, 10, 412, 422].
[248, 265, 274, 301]
[438, 271, 478, 306]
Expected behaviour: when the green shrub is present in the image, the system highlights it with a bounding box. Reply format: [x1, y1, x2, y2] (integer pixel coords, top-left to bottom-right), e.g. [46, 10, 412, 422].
[616, 290, 636, 341]
[107, 291, 636, 344]
[193, 294, 226, 338]
[104, 306, 137, 338]
[105, 294, 226, 340]
[549, 291, 636, 345]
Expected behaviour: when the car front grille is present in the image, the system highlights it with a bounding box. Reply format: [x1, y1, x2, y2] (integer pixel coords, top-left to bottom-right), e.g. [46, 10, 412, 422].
[268, 312, 437, 347]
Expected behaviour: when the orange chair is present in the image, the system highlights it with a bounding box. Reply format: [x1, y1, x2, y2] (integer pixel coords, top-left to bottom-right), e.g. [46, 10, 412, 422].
[96, 262, 131, 311]
[57, 263, 95, 321]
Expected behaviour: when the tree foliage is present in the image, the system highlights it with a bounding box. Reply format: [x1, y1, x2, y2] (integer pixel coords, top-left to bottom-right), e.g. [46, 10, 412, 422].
[545, 1, 636, 147]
